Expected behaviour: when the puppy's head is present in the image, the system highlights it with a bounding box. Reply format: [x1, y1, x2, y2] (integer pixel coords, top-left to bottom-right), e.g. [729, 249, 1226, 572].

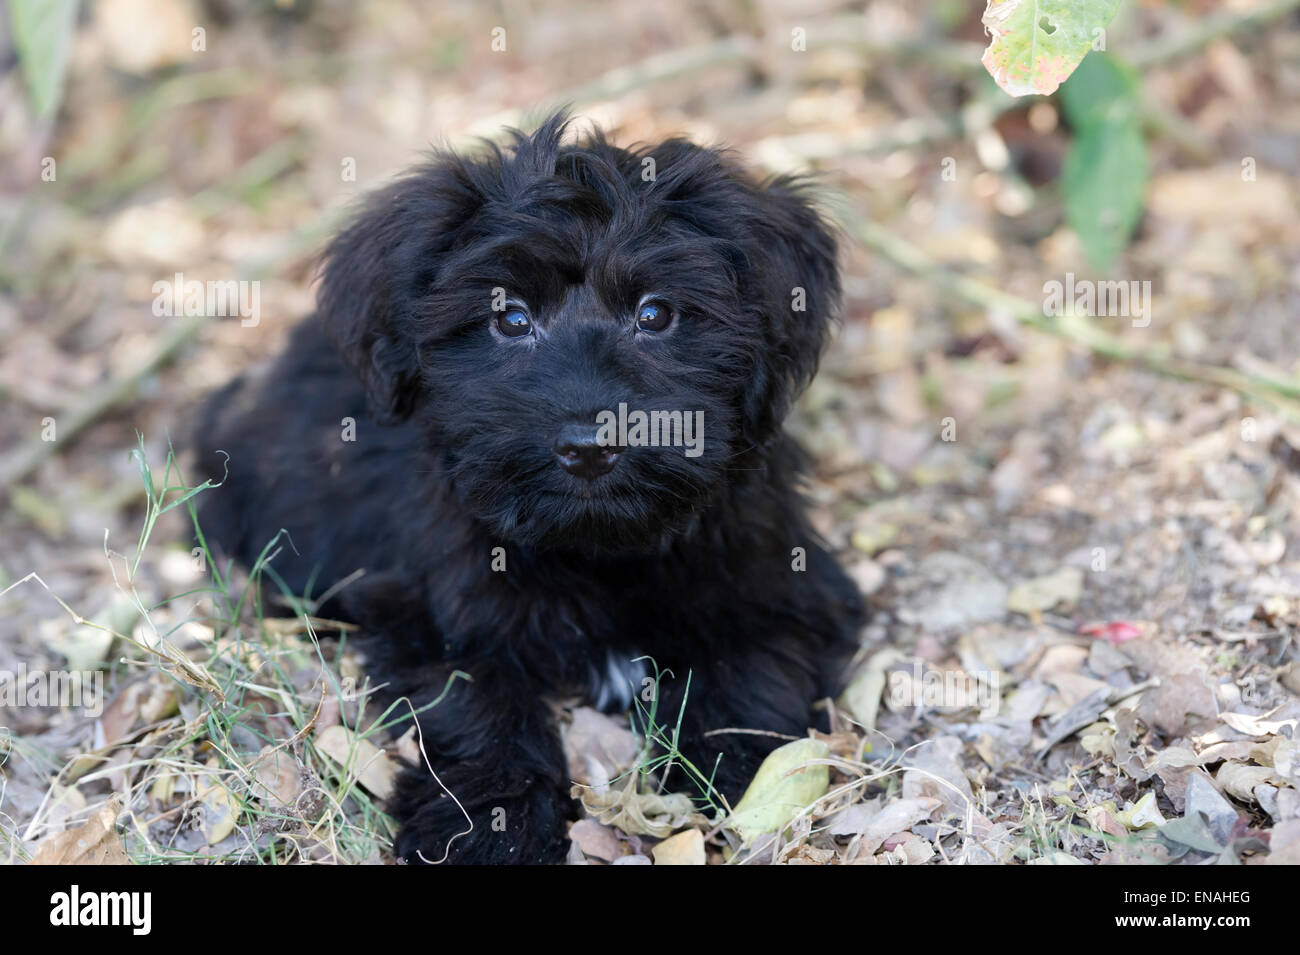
[319, 112, 840, 553]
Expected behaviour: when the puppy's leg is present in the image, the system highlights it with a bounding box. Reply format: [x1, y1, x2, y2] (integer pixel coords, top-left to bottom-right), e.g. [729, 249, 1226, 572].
[384, 663, 572, 865]
[343, 576, 572, 864]
[661, 548, 862, 805]
[657, 647, 823, 807]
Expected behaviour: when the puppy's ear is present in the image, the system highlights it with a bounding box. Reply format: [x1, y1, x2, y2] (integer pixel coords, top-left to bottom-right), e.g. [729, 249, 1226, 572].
[317, 164, 479, 422]
[743, 177, 842, 442]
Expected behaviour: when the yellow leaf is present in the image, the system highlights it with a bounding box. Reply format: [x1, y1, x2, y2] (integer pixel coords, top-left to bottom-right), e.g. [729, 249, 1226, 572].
[726, 738, 830, 842]
[652, 829, 706, 865]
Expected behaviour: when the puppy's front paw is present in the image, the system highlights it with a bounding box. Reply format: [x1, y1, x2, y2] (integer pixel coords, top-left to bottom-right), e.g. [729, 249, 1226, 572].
[392, 770, 571, 865]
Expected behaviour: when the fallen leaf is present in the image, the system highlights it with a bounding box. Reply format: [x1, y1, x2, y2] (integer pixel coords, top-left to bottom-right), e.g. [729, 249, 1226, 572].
[899, 552, 1009, 632]
[1265, 821, 1300, 864]
[824, 800, 882, 837]
[857, 797, 942, 856]
[1008, 567, 1084, 615]
[251, 746, 304, 812]
[1159, 814, 1224, 855]
[1080, 620, 1143, 645]
[1183, 772, 1239, 846]
[839, 648, 905, 732]
[30, 798, 129, 865]
[1150, 672, 1217, 735]
[726, 738, 830, 842]
[902, 736, 972, 819]
[652, 828, 705, 865]
[315, 725, 398, 799]
[1029, 851, 1086, 865]
[1215, 762, 1277, 803]
[788, 844, 839, 865]
[1220, 709, 1299, 738]
[40, 596, 137, 670]
[195, 764, 238, 845]
[881, 832, 934, 865]
[569, 818, 625, 863]
[562, 707, 640, 786]
[1116, 792, 1165, 830]
[573, 777, 707, 839]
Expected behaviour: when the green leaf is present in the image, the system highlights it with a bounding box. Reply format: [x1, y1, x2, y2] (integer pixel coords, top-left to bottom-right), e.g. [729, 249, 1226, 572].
[725, 738, 829, 842]
[1060, 48, 1141, 127]
[10, 0, 80, 120]
[981, 0, 1120, 97]
[1061, 54, 1148, 270]
[1158, 814, 1226, 854]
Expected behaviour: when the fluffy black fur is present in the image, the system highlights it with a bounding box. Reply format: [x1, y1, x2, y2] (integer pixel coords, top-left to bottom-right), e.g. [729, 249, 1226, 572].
[191, 113, 864, 864]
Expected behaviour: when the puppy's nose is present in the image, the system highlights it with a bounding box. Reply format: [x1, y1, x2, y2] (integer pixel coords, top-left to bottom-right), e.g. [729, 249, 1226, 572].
[554, 424, 620, 480]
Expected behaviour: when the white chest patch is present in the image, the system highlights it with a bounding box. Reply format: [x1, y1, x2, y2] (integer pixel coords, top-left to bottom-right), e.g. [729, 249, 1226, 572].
[590, 651, 649, 713]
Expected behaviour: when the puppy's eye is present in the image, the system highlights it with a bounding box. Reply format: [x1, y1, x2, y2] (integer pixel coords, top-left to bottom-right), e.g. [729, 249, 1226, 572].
[495, 307, 532, 338]
[636, 299, 675, 333]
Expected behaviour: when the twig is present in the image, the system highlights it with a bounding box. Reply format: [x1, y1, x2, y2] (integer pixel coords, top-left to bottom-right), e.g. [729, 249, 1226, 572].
[0, 316, 206, 491]
[1128, 0, 1300, 68]
[1, 199, 339, 494]
[850, 218, 1300, 422]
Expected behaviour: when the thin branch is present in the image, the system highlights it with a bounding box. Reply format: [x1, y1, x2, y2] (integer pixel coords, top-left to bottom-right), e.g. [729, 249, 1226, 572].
[850, 218, 1300, 421]
[0, 315, 205, 491]
[1128, 0, 1300, 68]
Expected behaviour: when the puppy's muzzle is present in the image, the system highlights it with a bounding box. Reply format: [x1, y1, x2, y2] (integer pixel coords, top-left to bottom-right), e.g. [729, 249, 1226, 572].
[554, 423, 622, 481]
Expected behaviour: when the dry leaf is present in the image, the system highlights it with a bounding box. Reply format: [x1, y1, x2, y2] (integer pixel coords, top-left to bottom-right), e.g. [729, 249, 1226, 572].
[315, 725, 398, 799]
[30, 799, 129, 865]
[1215, 762, 1278, 803]
[569, 818, 624, 863]
[252, 746, 304, 811]
[573, 777, 707, 839]
[839, 648, 905, 731]
[1116, 792, 1165, 830]
[1008, 567, 1084, 615]
[1220, 709, 1299, 738]
[562, 707, 640, 786]
[652, 829, 705, 865]
[196, 765, 238, 845]
[857, 797, 942, 856]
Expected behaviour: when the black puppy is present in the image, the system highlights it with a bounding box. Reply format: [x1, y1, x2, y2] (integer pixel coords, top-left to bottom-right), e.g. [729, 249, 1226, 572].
[192, 112, 863, 864]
